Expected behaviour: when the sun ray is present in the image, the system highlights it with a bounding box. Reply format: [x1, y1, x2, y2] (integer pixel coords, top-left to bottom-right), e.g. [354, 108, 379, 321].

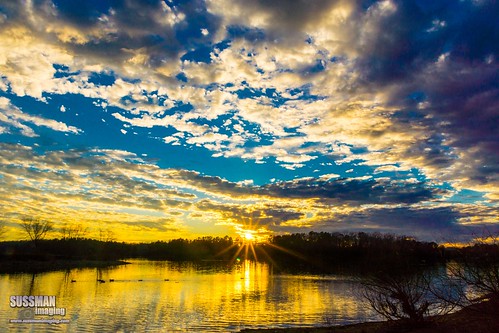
[244, 242, 249, 259]
[265, 243, 309, 262]
[230, 243, 246, 263]
[214, 242, 239, 258]
[249, 242, 258, 261]
[256, 246, 279, 269]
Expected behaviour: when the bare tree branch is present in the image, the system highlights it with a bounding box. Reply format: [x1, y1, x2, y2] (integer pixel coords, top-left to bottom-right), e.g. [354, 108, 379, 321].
[19, 218, 53, 245]
[433, 232, 499, 309]
[361, 270, 454, 326]
[60, 223, 88, 240]
[0, 221, 6, 239]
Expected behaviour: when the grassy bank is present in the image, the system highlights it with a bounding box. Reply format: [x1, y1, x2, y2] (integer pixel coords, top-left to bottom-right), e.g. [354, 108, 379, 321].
[240, 297, 499, 333]
[0, 259, 129, 273]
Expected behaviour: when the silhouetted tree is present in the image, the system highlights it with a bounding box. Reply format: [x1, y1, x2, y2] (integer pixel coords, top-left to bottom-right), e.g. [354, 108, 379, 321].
[19, 218, 53, 246]
[98, 228, 116, 242]
[264, 232, 442, 273]
[361, 271, 452, 326]
[60, 223, 88, 240]
[0, 221, 6, 239]
[434, 234, 499, 308]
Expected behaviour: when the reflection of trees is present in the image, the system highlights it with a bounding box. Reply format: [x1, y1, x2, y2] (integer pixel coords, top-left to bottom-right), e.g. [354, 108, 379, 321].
[433, 236, 499, 308]
[456, 236, 499, 301]
[361, 235, 499, 328]
[28, 273, 37, 295]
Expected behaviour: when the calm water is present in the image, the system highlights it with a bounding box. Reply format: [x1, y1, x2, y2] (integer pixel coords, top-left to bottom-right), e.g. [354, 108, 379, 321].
[1, 260, 377, 332]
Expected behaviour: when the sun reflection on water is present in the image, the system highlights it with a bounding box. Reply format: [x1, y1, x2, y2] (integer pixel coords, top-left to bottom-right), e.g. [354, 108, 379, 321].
[0, 260, 375, 332]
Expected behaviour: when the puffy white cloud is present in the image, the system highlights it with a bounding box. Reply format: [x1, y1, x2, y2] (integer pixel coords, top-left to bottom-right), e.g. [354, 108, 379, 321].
[0, 26, 73, 100]
[0, 0, 496, 208]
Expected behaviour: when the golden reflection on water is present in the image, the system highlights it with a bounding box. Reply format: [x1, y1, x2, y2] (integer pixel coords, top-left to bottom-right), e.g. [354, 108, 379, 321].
[0, 260, 375, 332]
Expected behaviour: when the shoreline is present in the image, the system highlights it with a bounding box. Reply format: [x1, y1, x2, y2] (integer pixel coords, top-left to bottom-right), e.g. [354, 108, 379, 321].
[0, 259, 129, 273]
[240, 297, 499, 333]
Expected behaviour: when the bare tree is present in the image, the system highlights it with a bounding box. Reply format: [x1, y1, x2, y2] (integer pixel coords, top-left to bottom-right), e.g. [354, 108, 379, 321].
[434, 235, 499, 308]
[0, 221, 6, 239]
[60, 223, 88, 240]
[19, 218, 53, 245]
[98, 228, 116, 242]
[462, 232, 499, 301]
[361, 271, 453, 326]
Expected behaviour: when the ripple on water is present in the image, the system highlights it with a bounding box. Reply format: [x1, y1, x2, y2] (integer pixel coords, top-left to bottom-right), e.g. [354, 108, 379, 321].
[0, 260, 377, 332]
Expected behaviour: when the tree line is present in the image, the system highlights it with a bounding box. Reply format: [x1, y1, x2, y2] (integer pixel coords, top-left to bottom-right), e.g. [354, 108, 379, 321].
[2, 218, 498, 328]
[1, 218, 496, 274]
[1, 228, 445, 271]
[260, 231, 443, 272]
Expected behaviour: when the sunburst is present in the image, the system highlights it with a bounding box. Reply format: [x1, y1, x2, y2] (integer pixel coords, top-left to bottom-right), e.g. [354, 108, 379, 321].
[243, 231, 255, 242]
[214, 209, 308, 269]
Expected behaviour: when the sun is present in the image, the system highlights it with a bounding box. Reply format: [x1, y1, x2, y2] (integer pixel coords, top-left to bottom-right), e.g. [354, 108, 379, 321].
[243, 232, 255, 242]
[237, 228, 265, 244]
[213, 224, 273, 263]
[236, 227, 269, 245]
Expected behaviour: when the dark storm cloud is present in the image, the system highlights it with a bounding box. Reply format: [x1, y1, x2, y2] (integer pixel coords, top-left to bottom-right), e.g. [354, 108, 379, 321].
[264, 205, 458, 240]
[355, 2, 438, 84]
[262, 177, 441, 204]
[50, 0, 120, 26]
[216, 0, 355, 48]
[175, 170, 261, 196]
[354, 1, 499, 186]
[218, 0, 498, 189]
[173, 0, 221, 46]
[418, 62, 499, 185]
[287, 205, 499, 242]
[195, 199, 304, 226]
[240, 0, 342, 31]
[177, 169, 442, 205]
[51, 0, 183, 61]
[0, 0, 221, 70]
[336, 0, 498, 174]
[353, 1, 494, 83]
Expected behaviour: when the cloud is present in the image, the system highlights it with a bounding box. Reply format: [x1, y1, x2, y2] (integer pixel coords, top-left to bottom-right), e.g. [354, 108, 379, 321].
[207, 0, 353, 45]
[0, 144, 194, 240]
[0, 25, 73, 99]
[0, 0, 497, 241]
[317, 204, 499, 242]
[0, 143, 495, 242]
[261, 177, 441, 205]
[202, 0, 498, 196]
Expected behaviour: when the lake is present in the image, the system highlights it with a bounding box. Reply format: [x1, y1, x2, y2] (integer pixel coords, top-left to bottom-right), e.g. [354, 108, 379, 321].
[0, 259, 378, 332]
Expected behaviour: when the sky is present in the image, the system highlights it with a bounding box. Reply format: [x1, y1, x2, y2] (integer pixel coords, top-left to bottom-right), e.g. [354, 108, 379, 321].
[0, 0, 497, 243]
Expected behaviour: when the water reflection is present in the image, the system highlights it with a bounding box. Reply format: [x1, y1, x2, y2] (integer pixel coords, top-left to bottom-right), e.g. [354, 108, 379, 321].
[0, 260, 376, 332]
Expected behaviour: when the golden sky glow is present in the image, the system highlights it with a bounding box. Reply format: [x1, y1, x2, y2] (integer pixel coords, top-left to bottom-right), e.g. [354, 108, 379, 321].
[0, 0, 497, 243]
